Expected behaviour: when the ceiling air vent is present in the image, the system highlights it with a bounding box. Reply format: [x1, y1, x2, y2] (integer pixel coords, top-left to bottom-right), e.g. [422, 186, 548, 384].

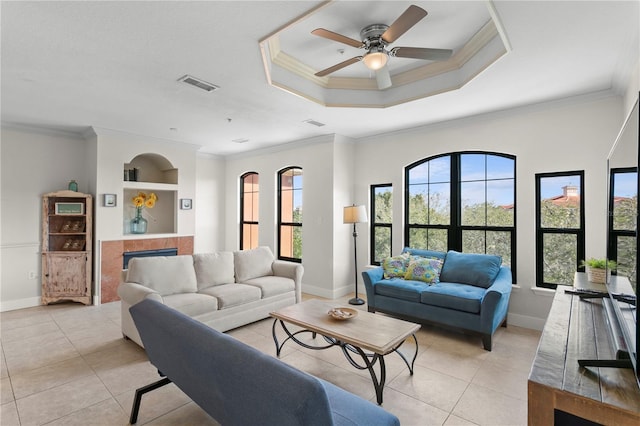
[178, 75, 219, 92]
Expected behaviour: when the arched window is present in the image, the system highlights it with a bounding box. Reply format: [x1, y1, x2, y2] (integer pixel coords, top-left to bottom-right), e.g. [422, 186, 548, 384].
[240, 172, 259, 250]
[405, 152, 516, 278]
[278, 167, 303, 262]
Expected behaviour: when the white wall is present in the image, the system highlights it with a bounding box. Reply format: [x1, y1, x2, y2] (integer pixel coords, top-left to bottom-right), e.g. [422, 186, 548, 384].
[91, 127, 199, 243]
[195, 153, 226, 253]
[333, 136, 359, 296]
[224, 135, 356, 298]
[354, 93, 624, 329]
[1, 126, 89, 310]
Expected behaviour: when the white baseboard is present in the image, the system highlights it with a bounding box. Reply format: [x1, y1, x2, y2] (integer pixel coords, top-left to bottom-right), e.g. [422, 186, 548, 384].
[1, 296, 41, 312]
[507, 312, 546, 331]
[302, 283, 359, 300]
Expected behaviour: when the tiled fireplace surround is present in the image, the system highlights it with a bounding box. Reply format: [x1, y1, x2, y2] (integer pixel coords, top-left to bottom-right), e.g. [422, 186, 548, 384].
[100, 236, 194, 303]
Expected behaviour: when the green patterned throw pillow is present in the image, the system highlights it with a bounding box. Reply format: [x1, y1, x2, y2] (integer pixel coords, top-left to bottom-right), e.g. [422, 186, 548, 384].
[404, 256, 444, 284]
[382, 253, 410, 279]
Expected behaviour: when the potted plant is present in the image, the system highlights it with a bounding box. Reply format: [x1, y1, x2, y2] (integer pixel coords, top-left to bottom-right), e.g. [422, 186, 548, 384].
[581, 258, 617, 284]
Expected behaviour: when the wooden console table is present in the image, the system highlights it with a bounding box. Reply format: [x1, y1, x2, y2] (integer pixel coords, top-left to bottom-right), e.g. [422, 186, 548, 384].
[528, 273, 640, 425]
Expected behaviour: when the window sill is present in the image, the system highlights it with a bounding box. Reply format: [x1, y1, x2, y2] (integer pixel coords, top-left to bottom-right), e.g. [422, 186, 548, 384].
[531, 286, 557, 297]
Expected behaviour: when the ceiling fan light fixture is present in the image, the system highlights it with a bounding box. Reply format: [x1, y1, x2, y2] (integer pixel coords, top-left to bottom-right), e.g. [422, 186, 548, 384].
[363, 51, 388, 71]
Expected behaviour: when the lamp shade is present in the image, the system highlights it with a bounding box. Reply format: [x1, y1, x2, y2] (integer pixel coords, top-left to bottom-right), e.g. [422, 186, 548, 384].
[343, 205, 368, 224]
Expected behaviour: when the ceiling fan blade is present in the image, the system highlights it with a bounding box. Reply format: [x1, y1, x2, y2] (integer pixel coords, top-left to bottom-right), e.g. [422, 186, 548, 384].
[315, 56, 363, 77]
[382, 5, 428, 44]
[390, 47, 453, 61]
[376, 66, 392, 90]
[311, 28, 363, 48]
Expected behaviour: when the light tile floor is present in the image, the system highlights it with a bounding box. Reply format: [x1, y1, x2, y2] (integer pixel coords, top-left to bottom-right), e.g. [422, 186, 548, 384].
[0, 295, 540, 425]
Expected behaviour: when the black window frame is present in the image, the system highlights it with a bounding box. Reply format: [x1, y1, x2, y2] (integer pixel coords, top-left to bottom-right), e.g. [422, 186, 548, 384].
[535, 170, 585, 288]
[277, 166, 303, 263]
[404, 151, 517, 281]
[608, 167, 637, 282]
[370, 183, 393, 265]
[239, 171, 259, 250]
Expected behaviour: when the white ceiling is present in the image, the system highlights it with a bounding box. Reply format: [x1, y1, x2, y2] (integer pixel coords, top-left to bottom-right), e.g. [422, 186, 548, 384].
[1, 1, 638, 156]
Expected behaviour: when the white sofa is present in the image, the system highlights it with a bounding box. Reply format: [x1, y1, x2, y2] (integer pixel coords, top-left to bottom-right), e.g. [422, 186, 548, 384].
[118, 246, 303, 347]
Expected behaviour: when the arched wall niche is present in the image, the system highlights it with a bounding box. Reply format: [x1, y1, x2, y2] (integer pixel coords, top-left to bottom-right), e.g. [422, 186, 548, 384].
[125, 153, 178, 184]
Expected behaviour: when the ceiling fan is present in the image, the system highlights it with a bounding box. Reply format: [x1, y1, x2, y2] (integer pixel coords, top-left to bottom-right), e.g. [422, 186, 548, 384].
[312, 5, 453, 89]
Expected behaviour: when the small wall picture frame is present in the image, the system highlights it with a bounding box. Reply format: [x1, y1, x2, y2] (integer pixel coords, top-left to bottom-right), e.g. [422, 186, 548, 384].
[180, 198, 192, 210]
[103, 194, 117, 207]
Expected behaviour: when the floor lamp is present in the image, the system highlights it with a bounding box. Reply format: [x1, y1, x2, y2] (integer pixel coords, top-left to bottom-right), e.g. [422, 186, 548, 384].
[344, 205, 368, 305]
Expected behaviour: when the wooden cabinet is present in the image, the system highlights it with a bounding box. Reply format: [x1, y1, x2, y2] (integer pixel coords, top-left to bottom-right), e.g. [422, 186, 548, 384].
[41, 190, 92, 305]
[528, 273, 640, 424]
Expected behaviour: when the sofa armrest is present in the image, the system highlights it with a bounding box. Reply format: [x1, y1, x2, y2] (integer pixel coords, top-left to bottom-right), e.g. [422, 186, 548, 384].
[118, 282, 163, 305]
[272, 260, 304, 303]
[480, 267, 512, 333]
[362, 267, 384, 306]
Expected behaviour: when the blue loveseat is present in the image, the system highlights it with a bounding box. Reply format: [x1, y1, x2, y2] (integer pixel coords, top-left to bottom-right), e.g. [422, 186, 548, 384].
[129, 299, 399, 426]
[362, 248, 512, 351]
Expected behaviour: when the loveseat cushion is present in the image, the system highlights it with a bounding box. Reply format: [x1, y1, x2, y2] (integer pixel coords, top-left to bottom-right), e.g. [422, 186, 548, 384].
[234, 246, 274, 282]
[439, 250, 502, 288]
[243, 276, 295, 298]
[375, 278, 427, 302]
[163, 293, 219, 316]
[199, 283, 261, 309]
[193, 252, 235, 290]
[420, 282, 485, 314]
[126, 255, 197, 296]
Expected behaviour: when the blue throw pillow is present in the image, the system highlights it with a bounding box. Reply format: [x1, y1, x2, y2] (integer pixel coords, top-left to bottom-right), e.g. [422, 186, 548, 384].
[439, 250, 502, 288]
[402, 247, 446, 260]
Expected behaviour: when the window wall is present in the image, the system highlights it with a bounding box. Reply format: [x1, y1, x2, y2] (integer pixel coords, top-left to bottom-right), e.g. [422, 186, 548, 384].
[535, 171, 585, 287]
[278, 167, 303, 262]
[405, 152, 516, 278]
[240, 172, 259, 250]
[608, 168, 638, 290]
[370, 184, 392, 265]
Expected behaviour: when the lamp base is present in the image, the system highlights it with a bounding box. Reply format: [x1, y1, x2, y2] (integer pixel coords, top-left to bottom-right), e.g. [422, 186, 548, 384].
[348, 297, 365, 306]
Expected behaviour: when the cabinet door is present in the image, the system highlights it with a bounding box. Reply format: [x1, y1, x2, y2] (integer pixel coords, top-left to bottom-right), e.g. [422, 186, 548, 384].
[42, 253, 88, 296]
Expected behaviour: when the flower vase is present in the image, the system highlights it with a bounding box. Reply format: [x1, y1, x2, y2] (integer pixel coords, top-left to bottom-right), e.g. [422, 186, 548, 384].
[130, 208, 148, 234]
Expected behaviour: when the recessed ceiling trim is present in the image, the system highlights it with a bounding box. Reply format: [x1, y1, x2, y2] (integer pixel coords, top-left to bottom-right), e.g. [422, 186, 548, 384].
[393, 20, 501, 87]
[260, 1, 509, 107]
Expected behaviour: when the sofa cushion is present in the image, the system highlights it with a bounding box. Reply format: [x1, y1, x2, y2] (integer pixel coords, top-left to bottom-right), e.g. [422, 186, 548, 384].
[243, 276, 295, 298]
[234, 246, 274, 282]
[163, 293, 219, 317]
[382, 253, 410, 279]
[126, 255, 197, 296]
[420, 282, 485, 314]
[402, 247, 446, 260]
[193, 252, 235, 290]
[439, 251, 502, 289]
[199, 283, 261, 309]
[375, 278, 427, 302]
[404, 256, 443, 284]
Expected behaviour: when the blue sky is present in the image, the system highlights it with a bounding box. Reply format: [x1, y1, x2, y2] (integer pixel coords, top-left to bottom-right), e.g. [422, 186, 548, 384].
[613, 172, 638, 198]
